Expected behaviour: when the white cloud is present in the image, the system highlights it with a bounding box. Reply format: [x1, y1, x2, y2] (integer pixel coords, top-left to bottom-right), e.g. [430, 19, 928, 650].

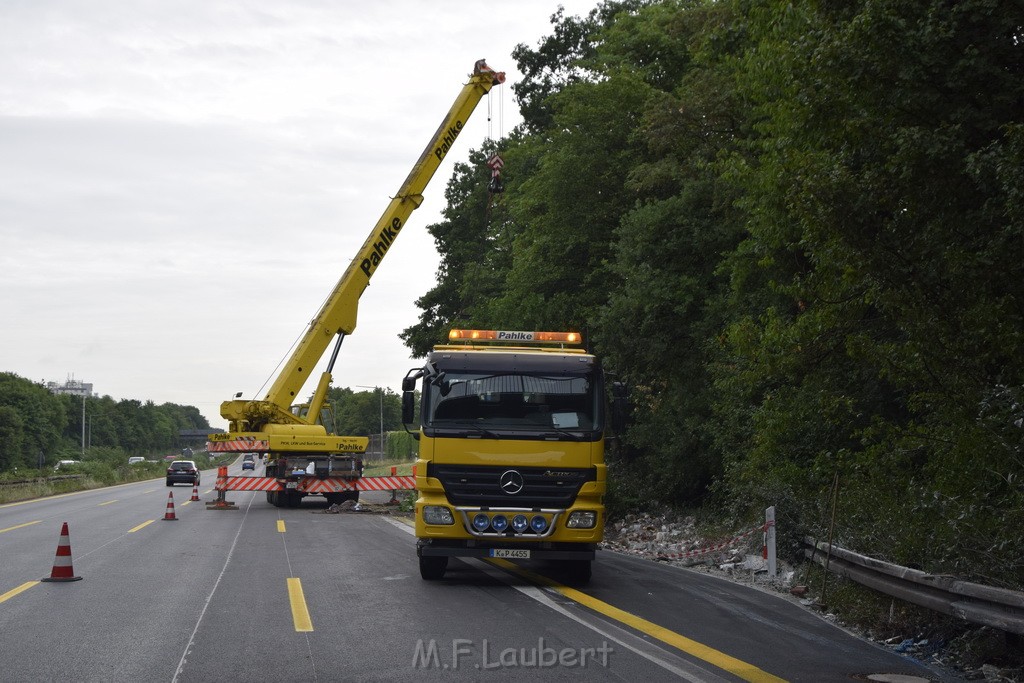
[0, 0, 599, 428]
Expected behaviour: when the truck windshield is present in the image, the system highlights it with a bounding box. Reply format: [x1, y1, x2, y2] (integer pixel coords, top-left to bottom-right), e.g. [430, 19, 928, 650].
[426, 372, 601, 433]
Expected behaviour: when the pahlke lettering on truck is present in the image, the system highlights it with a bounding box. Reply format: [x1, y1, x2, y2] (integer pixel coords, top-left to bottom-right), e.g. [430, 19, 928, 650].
[434, 120, 464, 160]
[497, 331, 534, 341]
[360, 217, 403, 277]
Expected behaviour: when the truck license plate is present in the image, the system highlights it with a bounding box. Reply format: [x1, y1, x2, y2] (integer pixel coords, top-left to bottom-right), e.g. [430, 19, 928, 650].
[490, 549, 530, 559]
[286, 482, 298, 489]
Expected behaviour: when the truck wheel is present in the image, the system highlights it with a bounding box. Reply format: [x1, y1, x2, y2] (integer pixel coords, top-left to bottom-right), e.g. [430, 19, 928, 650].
[563, 560, 592, 586]
[285, 490, 302, 508]
[419, 556, 448, 580]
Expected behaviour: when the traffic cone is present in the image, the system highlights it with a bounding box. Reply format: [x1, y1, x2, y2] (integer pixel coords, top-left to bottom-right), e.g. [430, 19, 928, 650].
[163, 491, 179, 521]
[190, 482, 200, 502]
[41, 522, 83, 582]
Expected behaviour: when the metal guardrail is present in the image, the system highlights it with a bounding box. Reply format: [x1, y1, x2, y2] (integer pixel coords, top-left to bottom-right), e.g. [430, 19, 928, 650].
[802, 537, 1024, 636]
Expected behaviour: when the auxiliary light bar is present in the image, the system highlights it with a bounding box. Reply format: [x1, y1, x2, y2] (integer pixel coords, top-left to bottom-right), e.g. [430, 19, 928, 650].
[447, 329, 583, 344]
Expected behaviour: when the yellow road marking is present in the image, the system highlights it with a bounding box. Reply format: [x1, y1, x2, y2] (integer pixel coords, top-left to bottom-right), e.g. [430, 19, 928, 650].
[99, 500, 117, 506]
[287, 578, 313, 632]
[488, 559, 786, 683]
[181, 500, 191, 507]
[0, 581, 39, 604]
[128, 520, 155, 533]
[277, 520, 286, 533]
[0, 520, 41, 534]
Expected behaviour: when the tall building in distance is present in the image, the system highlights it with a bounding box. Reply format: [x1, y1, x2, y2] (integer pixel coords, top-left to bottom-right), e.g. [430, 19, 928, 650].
[44, 376, 95, 398]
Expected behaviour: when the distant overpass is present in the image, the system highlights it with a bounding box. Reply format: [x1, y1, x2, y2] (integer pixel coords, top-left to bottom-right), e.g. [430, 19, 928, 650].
[179, 428, 223, 448]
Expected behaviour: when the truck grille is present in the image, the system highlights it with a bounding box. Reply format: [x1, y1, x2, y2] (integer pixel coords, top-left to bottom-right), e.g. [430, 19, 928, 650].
[428, 464, 595, 508]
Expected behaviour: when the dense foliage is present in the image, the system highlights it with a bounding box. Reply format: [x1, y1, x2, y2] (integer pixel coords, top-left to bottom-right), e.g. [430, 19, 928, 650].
[402, 0, 1023, 587]
[325, 386, 403, 437]
[0, 371, 210, 469]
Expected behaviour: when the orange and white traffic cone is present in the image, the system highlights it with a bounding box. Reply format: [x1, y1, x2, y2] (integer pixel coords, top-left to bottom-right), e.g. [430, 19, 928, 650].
[163, 491, 179, 521]
[190, 482, 200, 502]
[41, 522, 83, 582]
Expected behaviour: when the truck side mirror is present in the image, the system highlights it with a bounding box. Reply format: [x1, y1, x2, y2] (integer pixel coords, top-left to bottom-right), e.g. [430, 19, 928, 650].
[402, 391, 416, 426]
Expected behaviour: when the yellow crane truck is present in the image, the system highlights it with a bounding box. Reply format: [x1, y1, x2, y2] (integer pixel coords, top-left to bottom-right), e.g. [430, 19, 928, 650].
[208, 60, 505, 506]
[402, 329, 627, 584]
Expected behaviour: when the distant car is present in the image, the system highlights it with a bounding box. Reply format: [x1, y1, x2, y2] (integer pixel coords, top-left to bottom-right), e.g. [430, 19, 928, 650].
[128, 457, 146, 465]
[54, 460, 81, 471]
[166, 460, 200, 487]
[242, 459, 255, 471]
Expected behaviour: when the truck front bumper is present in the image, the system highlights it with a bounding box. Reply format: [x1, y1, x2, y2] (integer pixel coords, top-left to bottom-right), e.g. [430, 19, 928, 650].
[417, 538, 596, 561]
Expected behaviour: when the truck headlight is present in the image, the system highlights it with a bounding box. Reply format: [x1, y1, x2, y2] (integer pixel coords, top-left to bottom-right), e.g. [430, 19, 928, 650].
[472, 513, 491, 532]
[566, 511, 597, 529]
[422, 506, 454, 525]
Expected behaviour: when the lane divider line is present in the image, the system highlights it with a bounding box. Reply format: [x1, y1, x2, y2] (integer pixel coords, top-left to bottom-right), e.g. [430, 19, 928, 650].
[378, 517, 782, 681]
[487, 558, 785, 683]
[0, 520, 42, 534]
[0, 581, 39, 604]
[128, 520, 155, 533]
[172, 490, 254, 683]
[99, 500, 118, 506]
[463, 558, 725, 682]
[277, 520, 286, 533]
[287, 578, 314, 632]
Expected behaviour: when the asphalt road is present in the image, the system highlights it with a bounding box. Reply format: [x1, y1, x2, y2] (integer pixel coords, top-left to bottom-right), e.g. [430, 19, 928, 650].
[0, 463, 959, 682]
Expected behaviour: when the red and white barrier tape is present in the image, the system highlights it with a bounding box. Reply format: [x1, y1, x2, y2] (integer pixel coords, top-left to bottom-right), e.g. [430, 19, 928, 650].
[215, 475, 416, 493]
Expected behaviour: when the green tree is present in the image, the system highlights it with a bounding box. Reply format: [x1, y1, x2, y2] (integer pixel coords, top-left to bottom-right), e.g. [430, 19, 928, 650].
[0, 405, 26, 470]
[715, 0, 1024, 580]
[326, 387, 401, 436]
[0, 373, 66, 469]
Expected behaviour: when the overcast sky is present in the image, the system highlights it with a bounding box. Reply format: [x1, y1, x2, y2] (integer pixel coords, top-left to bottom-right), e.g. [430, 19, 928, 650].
[0, 1, 600, 429]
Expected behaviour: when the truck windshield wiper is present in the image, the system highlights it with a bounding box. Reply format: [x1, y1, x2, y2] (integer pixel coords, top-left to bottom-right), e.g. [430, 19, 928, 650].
[434, 422, 500, 439]
[539, 429, 583, 441]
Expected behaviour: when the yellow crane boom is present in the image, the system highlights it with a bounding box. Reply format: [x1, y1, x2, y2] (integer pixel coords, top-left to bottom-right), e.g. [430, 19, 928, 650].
[218, 60, 504, 443]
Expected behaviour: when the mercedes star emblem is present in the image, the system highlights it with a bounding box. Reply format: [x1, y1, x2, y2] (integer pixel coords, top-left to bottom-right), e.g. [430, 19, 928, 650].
[499, 469, 524, 495]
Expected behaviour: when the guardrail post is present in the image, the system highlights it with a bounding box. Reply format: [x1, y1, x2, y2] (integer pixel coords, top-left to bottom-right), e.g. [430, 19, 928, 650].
[765, 506, 776, 578]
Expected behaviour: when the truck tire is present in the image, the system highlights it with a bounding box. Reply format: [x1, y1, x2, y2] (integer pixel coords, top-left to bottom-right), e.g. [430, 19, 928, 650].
[285, 490, 302, 508]
[563, 560, 592, 586]
[419, 556, 448, 580]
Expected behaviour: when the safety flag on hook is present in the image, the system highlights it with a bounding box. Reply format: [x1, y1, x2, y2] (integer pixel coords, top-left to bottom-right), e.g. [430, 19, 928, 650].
[487, 154, 504, 194]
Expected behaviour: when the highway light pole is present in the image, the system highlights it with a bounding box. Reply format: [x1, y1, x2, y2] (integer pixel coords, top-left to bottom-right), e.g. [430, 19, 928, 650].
[357, 385, 384, 459]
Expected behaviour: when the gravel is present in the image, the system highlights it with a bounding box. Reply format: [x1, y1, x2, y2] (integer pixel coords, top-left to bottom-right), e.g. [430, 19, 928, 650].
[601, 511, 1023, 683]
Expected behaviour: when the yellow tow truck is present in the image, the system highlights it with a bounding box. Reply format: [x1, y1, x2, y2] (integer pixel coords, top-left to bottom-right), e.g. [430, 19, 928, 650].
[402, 329, 627, 584]
[208, 60, 505, 507]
